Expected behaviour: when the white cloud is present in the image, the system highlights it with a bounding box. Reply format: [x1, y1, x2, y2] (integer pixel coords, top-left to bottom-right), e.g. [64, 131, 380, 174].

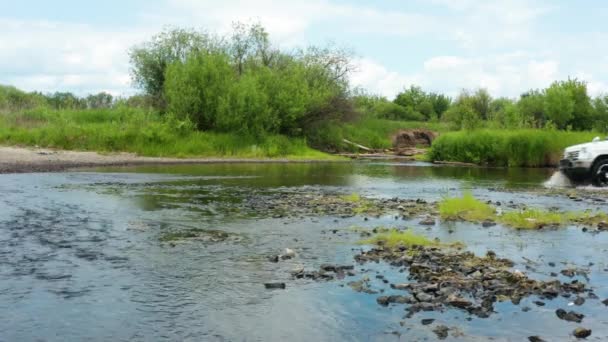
[355, 53, 562, 99]
[0, 18, 148, 94]
[351, 58, 419, 99]
[1, 0, 607, 98]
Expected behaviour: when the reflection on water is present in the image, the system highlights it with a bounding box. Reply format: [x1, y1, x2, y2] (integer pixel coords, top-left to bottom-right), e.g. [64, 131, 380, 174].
[0, 162, 606, 341]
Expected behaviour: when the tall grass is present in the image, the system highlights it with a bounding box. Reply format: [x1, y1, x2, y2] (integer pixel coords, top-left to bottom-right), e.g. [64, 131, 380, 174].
[429, 129, 599, 167]
[0, 107, 336, 159]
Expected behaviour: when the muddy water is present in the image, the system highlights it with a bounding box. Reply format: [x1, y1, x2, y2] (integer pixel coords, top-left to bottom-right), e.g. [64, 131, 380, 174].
[1, 162, 607, 341]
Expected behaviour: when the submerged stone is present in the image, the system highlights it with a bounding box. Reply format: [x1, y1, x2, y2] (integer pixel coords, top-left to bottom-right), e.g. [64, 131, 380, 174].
[264, 283, 286, 290]
[555, 308, 584, 323]
[432, 325, 449, 340]
[573, 327, 591, 339]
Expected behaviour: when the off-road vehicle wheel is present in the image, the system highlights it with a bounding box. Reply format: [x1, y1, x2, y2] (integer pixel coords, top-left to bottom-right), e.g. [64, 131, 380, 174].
[591, 157, 608, 187]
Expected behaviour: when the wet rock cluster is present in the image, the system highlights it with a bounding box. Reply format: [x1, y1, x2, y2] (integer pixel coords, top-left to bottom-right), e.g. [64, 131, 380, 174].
[159, 228, 242, 244]
[354, 245, 591, 319]
[291, 264, 356, 281]
[240, 192, 432, 219]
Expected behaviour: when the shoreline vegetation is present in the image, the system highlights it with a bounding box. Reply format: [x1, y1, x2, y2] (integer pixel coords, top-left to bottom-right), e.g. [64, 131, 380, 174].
[1, 23, 607, 166]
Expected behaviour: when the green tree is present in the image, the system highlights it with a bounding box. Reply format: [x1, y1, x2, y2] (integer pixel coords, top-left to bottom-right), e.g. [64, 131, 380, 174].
[518, 90, 545, 127]
[129, 28, 214, 107]
[428, 93, 451, 118]
[417, 100, 435, 120]
[47, 92, 86, 110]
[442, 90, 482, 130]
[85, 92, 113, 109]
[592, 95, 608, 132]
[544, 82, 575, 129]
[561, 78, 593, 130]
[471, 88, 492, 120]
[164, 51, 234, 130]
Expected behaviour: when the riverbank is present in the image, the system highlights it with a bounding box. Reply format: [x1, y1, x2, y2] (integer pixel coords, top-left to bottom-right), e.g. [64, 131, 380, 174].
[0, 146, 349, 174]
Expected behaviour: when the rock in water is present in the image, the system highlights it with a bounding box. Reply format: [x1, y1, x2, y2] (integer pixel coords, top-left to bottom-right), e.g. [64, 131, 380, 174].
[447, 294, 472, 308]
[264, 283, 286, 290]
[573, 327, 591, 339]
[432, 325, 449, 340]
[528, 336, 546, 342]
[482, 219, 496, 227]
[421, 318, 435, 325]
[415, 291, 433, 302]
[555, 308, 584, 323]
[280, 248, 296, 260]
[267, 255, 279, 263]
[419, 217, 435, 226]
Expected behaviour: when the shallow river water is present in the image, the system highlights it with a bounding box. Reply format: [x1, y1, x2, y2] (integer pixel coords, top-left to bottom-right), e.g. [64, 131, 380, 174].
[1, 162, 607, 341]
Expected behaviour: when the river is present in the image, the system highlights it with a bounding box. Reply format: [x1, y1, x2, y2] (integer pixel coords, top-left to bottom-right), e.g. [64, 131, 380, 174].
[1, 162, 607, 341]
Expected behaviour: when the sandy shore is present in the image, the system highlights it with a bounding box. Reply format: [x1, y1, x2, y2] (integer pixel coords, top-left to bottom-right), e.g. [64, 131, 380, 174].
[0, 146, 344, 173]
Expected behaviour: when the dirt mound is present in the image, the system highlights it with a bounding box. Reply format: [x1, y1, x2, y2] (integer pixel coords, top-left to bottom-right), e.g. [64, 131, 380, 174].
[392, 129, 437, 156]
[392, 129, 437, 148]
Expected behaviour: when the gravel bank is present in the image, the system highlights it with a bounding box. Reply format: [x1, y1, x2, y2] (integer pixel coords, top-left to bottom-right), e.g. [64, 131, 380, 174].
[0, 146, 344, 173]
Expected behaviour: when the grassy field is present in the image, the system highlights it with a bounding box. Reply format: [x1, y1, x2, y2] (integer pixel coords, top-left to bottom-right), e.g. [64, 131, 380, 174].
[0, 107, 337, 159]
[429, 129, 599, 167]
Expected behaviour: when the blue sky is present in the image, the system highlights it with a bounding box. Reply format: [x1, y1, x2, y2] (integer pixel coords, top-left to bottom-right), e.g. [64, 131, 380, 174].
[2, 0, 608, 98]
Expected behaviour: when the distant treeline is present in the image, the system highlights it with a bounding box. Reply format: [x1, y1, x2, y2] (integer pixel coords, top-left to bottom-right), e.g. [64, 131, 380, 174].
[1, 85, 121, 111]
[356, 79, 608, 132]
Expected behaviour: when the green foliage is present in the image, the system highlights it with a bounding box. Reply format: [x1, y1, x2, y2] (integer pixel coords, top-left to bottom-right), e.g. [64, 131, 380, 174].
[85, 92, 114, 109]
[165, 51, 235, 130]
[129, 28, 215, 107]
[393, 86, 450, 120]
[544, 82, 575, 129]
[428, 93, 451, 118]
[592, 96, 608, 132]
[439, 192, 495, 221]
[518, 90, 545, 127]
[442, 102, 481, 130]
[160, 23, 352, 137]
[442, 90, 493, 129]
[0, 85, 47, 113]
[430, 129, 598, 167]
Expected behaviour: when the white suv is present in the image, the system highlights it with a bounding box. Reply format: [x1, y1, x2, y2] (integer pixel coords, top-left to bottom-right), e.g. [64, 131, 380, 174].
[560, 137, 608, 186]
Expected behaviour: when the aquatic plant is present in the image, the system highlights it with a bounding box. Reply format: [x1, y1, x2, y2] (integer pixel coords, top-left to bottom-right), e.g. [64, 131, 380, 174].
[359, 229, 436, 248]
[566, 211, 608, 226]
[341, 193, 362, 202]
[439, 192, 496, 221]
[499, 209, 564, 229]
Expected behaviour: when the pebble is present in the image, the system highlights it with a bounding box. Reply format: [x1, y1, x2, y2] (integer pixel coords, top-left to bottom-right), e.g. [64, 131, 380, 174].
[573, 327, 592, 339]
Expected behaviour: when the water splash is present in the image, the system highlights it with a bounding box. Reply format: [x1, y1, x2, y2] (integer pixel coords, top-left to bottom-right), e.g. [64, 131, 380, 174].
[543, 171, 572, 188]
